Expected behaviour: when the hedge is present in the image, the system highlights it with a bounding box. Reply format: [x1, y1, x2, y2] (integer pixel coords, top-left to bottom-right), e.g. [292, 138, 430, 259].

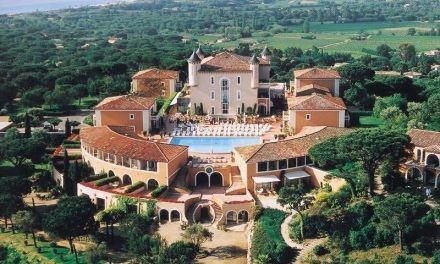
[251, 208, 292, 264]
[84, 173, 107, 182]
[62, 144, 81, 149]
[94, 176, 120, 187]
[151, 185, 167, 198]
[124, 181, 146, 193]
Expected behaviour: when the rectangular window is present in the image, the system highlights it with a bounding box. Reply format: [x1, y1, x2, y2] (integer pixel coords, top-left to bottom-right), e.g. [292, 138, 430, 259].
[237, 90, 241, 100]
[279, 159, 287, 170]
[161, 89, 166, 97]
[211, 91, 215, 100]
[258, 162, 268, 172]
[237, 107, 241, 114]
[297, 156, 305, 166]
[237, 76, 241, 84]
[211, 107, 215, 115]
[211, 77, 214, 84]
[129, 126, 135, 131]
[268, 161, 277, 171]
[288, 158, 297, 168]
[305, 114, 311, 120]
[306, 155, 313, 165]
[129, 114, 135, 120]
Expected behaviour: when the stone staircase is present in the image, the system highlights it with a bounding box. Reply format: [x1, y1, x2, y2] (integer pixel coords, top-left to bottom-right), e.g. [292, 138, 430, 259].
[169, 167, 191, 195]
[226, 166, 246, 195]
[211, 201, 223, 226]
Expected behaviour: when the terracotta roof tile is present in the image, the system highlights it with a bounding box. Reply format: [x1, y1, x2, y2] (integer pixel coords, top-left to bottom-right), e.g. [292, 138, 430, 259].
[80, 126, 188, 162]
[296, 84, 332, 96]
[95, 95, 156, 110]
[294, 68, 340, 79]
[132, 68, 179, 80]
[199, 52, 269, 72]
[288, 94, 346, 110]
[235, 126, 355, 163]
[408, 129, 440, 149]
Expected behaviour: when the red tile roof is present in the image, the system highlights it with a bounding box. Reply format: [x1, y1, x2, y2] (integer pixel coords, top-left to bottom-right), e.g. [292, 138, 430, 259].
[296, 84, 332, 96]
[294, 68, 340, 79]
[132, 68, 179, 80]
[235, 126, 354, 163]
[408, 129, 440, 151]
[80, 126, 188, 163]
[288, 94, 346, 110]
[200, 52, 269, 72]
[95, 95, 156, 110]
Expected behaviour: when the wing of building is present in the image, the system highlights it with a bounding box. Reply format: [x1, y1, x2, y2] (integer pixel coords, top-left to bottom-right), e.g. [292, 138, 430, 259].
[284, 68, 348, 133]
[234, 126, 354, 194]
[94, 95, 157, 134]
[131, 68, 181, 98]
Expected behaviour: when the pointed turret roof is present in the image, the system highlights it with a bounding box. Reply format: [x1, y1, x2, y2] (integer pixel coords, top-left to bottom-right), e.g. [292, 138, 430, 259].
[187, 50, 201, 64]
[196, 45, 205, 58]
[261, 46, 271, 56]
[249, 54, 260, 64]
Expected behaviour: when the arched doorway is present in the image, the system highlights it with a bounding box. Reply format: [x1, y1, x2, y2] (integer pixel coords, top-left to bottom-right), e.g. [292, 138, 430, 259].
[210, 172, 223, 187]
[159, 209, 169, 223]
[108, 170, 115, 177]
[170, 210, 180, 222]
[226, 211, 237, 225]
[196, 172, 209, 187]
[258, 104, 267, 116]
[147, 179, 159, 190]
[200, 206, 212, 223]
[238, 210, 249, 223]
[406, 167, 422, 183]
[426, 154, 439, 167]
[122, 174, 132, 185]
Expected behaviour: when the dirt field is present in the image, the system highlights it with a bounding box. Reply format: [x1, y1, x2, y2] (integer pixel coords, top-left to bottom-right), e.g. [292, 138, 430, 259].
[158, 222, 248, 264]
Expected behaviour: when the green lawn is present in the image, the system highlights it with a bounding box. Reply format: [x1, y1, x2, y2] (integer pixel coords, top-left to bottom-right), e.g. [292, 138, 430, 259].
[0, 230, 87, 263]
[359, 115, 385, 128]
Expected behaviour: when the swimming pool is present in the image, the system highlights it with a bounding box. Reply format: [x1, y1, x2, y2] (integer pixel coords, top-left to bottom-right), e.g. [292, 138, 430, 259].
[170, 137, 261, 153]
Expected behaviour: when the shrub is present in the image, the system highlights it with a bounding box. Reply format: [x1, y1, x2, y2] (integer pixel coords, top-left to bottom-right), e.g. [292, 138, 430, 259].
[84, 173, 107, 182]
[83, 116, 94, 126]
[290, 213, 326, 241]
[251, 209, 292, 264]
[313, 244, 329, 256]
[85, 243, 107, 264]
[124, 181, 146, 193]
[94, 176, 120, 187]
[151, 185, 167, 198]
[433, 249, 440, 264]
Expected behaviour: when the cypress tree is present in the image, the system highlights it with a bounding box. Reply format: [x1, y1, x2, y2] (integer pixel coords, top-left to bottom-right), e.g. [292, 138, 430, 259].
[24, 113, 31, 138]
[65, 118, 71, 138]
[63, 148, 71, 194]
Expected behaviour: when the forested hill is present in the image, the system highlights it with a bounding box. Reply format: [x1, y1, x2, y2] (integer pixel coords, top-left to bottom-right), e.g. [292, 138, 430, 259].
[0, 0, 439, 114]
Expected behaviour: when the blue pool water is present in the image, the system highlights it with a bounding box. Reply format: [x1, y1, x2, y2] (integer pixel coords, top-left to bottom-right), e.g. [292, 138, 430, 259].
[170, 137, 261, 153]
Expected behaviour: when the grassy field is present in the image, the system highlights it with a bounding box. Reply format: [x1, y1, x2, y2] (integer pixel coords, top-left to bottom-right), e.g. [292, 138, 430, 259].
[195, 21, 440, 57]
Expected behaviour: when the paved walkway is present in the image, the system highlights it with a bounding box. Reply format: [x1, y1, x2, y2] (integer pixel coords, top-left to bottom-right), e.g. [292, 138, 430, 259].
[280, 212, 303, 250]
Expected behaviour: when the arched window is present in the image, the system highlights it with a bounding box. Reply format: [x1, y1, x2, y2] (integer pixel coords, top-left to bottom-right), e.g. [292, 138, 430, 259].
[221, 79, 229, 114]
[122, 175, 132, 185]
